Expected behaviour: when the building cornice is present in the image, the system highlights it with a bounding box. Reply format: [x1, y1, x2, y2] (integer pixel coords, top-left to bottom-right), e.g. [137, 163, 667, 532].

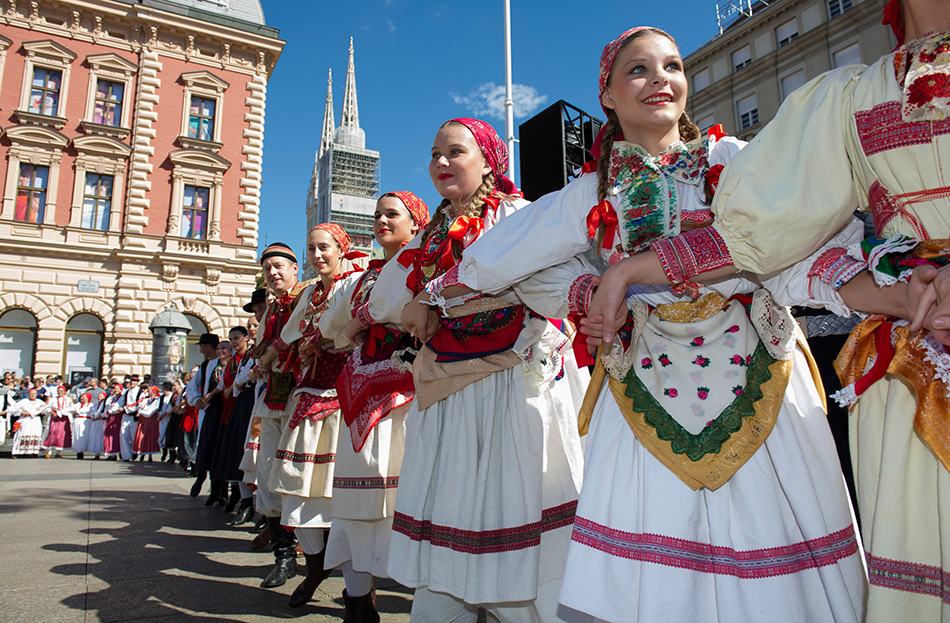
[0, 0, 284, 77]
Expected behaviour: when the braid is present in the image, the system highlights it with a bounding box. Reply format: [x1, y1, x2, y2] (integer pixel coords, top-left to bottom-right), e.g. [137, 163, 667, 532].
[420, 198, 451, 241]
[593, 112, 620, 250]
[678, 110, 701, 143]
[463, 172, 496, 218]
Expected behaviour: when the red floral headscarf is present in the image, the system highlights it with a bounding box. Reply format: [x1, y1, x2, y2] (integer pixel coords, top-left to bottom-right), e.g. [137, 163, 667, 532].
[599, 26, 654, 110]
[311, 223, 367, 261]
[447, 117, 519, 196]
[882, 0, 904, 46]
[383, 191, 430, 228]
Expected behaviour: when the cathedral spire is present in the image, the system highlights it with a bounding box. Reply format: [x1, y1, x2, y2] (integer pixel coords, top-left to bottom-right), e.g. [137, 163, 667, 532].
[340, 37, 359, 129]
[319, 68, 335, 157]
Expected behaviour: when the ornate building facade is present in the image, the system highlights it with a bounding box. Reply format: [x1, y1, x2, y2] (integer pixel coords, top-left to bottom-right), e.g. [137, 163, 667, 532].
[684, 0, 892, 140]
[0, 0, 284, 379]
[304, 37, 379, 276]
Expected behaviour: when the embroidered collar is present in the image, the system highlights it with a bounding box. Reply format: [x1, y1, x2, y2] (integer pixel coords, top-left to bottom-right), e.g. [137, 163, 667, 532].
[608, 136, 710, 254]
[608, 137, 709, 192]
[893, 31, 950, 122]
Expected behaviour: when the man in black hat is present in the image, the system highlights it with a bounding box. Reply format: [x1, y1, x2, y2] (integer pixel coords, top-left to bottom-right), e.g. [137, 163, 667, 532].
[184, 333, 220, 492]
[243, 287, 268, 316]
[246, 243, 304, 589]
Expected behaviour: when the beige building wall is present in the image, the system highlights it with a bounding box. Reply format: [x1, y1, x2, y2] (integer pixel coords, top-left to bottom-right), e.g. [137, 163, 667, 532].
[0, 0, 283, 380]
[685, 0, 893, 140]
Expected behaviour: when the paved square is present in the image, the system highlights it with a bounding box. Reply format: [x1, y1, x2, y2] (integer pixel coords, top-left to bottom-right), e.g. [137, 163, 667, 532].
[0, 447, 412, 622]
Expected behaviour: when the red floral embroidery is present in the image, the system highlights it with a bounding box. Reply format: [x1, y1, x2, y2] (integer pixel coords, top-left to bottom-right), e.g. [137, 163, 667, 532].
[907, 73, 950, 107]
[690, 336, 705, 347]
[692, 355, 710, 368]
[725, 325, 740, 334]
[664, 387, 679, 398]
[658, 354, 672, 367]
[697, 386, 710, 400]
[641, 357, 653, 369]
[729, 354, 746, 367]
[732, 385, 744, 396]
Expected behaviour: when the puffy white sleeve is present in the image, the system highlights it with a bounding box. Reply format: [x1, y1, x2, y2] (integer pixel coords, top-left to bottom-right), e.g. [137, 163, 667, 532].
[513, 255, 599, 319]
[458, 174, 599, 294]
[184, 370, 201, 404]
[763, 218, 866, 317]
[368, 235, 422, 326]
[279, 284, 316, 346]
[235, 358, 256, 386]
[139, 398, 159, 418]
[712, 66, 865, 275]
[318, 275, 361, 349]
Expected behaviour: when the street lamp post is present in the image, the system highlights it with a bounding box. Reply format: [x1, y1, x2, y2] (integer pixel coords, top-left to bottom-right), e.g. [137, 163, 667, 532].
[503, 0, 515, 181]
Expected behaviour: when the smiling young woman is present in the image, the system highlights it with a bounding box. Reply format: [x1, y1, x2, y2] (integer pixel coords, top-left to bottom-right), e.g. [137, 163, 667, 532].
[366, 118, 587, 622]
[452, 26, 868, 622]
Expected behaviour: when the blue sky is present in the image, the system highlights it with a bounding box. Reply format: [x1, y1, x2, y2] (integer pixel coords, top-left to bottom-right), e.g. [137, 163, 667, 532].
[257, 0, 727, 252]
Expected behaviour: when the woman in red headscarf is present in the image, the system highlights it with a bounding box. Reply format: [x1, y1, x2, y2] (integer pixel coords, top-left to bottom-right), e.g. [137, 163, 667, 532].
[268, 222, 365, 608]
[133, 386, 162, 461]
[367, 119, 586, 621]
[317, 190, 430, 620]
[453, 26, 873, 622]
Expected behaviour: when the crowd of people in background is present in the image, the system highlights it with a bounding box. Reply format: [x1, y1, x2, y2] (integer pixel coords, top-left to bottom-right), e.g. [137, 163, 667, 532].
[0, 371, 187, 461]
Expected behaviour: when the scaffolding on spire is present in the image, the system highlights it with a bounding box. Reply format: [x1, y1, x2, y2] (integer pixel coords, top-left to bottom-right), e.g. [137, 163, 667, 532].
[319, 69, 335, 158]
[304, 36, 380, 272]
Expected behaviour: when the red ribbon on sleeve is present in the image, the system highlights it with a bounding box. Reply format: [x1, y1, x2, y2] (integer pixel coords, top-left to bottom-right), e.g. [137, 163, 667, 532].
[447, 216, 484, 243]
[586, 200, 618, 250]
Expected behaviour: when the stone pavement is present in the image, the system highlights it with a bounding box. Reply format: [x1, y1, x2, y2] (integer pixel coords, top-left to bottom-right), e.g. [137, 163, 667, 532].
[0, 446, 412, 622]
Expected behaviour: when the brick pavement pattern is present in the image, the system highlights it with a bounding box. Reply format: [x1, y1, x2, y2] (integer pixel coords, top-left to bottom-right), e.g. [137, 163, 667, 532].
[0, 446, 412, 622]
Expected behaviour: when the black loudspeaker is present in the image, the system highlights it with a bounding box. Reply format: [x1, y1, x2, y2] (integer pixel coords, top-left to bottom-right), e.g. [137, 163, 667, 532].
[519, 100, 603, 201]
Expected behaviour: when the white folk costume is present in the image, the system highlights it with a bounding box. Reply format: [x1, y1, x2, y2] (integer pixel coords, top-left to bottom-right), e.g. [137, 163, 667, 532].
[369, 118, 585, 621]
[269, 269, 361, 534]
[11, 397, 45, 455]
[456, 42, 866, 618]
[134, 390, 162, 456]
[698, 28, 950, 623]
[317, 191, 430, 581]
[119, 384, 142, 460]
[71, 397, 97, 454]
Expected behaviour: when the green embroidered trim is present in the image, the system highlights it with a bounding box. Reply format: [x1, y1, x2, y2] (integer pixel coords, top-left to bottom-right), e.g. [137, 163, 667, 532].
[620, 341, 775, 462]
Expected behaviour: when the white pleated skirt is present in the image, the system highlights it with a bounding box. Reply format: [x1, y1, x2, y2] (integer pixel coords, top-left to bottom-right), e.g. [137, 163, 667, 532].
[387, 363, 584, 605]
[558, 347, 866, 623]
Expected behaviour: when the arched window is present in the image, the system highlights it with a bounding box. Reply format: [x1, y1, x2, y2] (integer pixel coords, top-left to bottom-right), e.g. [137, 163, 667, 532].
[183, 313, 208, 371]
[0, 308, 38, 377]
[63, 313, 104, 383]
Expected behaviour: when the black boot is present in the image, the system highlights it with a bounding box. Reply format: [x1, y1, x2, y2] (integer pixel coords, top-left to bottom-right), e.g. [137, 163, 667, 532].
[76, 452, 84, 460]
[224, 483, 241, 513]
[168, 448, 177, 463]
[190, 470, 206, 497]
[288, 549, 332, 608]
[342, 590, 380, 623]
[228, 498, 254, 526]
[161, 448, 167, 462]
[204, 480, 224, 507]
[261, 518, 296, 588]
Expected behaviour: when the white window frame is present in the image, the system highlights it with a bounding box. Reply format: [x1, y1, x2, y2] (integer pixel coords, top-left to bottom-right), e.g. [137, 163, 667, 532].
[832, 42, 862, 68]
[692, 68, 711, 93]
[695, 112, 716, 133]
[0, 35, 12, 107]
[17, 40, 76, 122]
[83, 53, 137, 131]
[69, 135, 130, 233]
[178, 71, 229, 147]
[828, 0, 853, 19]
[732, 45, 752, 72]
[167, 149, 231, 242]
[1, 125, 69, 226]
[779, 67, 807, 101]
[776, 18, 799, 47]
[736, 93, 759, 130]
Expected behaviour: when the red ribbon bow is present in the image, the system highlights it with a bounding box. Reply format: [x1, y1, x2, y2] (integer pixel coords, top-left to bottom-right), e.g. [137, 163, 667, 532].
[344, 250, 369, 261]
[364, 324, 389, 358]
[447, 216, 484, 243]
[705, 163, 725, 199]
[586, 200, 618, 250]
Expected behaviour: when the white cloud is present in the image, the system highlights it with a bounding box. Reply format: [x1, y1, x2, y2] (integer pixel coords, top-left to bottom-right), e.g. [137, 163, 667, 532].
[450, 82, 548, 120]
[386, 19, 396, 33]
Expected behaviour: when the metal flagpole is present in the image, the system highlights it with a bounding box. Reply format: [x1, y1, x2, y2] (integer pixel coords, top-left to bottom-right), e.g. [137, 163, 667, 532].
[503, 0, 515, 181]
